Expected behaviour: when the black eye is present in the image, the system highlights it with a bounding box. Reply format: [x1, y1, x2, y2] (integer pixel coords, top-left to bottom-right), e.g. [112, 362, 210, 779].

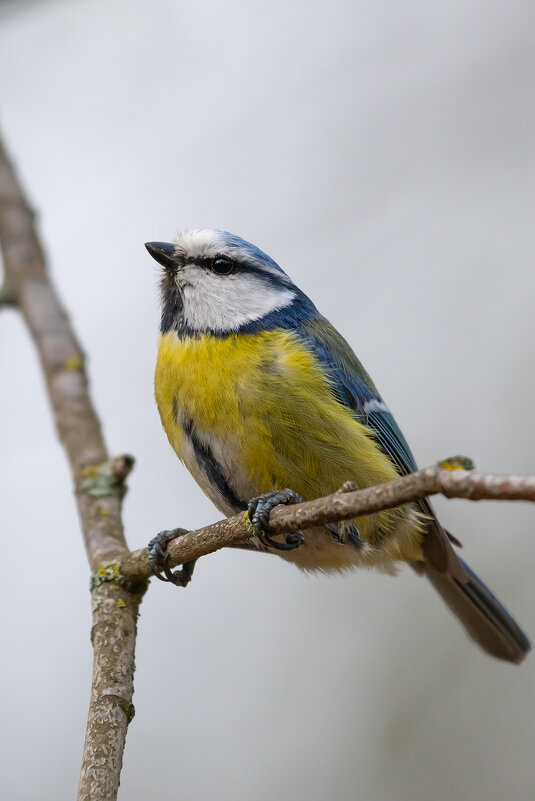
[211, 256, 234, 275]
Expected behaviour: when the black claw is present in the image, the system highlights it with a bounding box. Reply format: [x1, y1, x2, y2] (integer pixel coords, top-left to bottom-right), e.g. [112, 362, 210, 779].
[247, 489, 305, 551]
[328, 522, 363, 549]
[327, 522, 343, 542]
[286, 531, 305, 548]
[346, 524, 364, 548]
[148, 528, 196, 587]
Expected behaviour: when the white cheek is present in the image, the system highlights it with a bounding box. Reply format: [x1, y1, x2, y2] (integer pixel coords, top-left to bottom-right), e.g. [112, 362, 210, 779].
[180, 270, 295, 332]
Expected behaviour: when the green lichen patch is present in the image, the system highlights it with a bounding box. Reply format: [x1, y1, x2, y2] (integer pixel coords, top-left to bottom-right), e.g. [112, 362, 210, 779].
[439, 456, 475, 472]
[90, 562, 125, 590]
[242, 511, 255, 535]
[64, 354, 84, 371]
[80, 457, 133, 498]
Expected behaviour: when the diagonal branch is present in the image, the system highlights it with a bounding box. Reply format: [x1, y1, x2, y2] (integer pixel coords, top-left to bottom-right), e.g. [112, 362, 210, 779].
[121, 459, 535, 580]
[0, 134, 146, 801]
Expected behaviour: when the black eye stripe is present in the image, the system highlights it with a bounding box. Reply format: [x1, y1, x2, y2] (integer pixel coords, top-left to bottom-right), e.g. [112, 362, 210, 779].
[186, 255, 235, 275]
[187, 256, 229, 268]
[183, 256, 285, 288]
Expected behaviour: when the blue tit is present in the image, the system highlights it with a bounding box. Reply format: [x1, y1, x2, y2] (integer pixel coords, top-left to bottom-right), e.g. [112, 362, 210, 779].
[146, 229, 530, 663]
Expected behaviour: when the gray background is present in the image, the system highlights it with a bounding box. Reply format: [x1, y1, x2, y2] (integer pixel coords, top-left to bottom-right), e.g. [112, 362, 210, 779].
[1, 1, 534, 799]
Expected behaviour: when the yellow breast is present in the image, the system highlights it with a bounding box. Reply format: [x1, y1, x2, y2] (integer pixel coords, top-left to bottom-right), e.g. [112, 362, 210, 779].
[155, 330, 273, 458]
[154, 329, 424, 566]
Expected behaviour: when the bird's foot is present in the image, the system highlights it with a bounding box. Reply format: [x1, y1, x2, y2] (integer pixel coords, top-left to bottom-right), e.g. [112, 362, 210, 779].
[148, 528, 196, 587]
[247, 489, 305, 551]
[328, 522, 364, 548]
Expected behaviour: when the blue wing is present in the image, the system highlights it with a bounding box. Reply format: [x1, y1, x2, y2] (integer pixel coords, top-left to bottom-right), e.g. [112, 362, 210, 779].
[295, 316, 467, 577]
[297, 316, 418, 476]
[364, 403, 418, 474]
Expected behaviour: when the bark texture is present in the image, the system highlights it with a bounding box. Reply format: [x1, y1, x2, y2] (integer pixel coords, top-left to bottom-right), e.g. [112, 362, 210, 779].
[0, 134, 147, 801]
[79, 582, 144, 801]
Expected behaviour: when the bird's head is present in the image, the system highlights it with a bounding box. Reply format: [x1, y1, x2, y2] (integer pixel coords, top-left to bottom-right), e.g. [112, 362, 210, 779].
[145, 229, 316, 336]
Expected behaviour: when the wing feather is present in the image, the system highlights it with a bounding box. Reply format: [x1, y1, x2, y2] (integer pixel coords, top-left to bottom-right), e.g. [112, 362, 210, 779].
[297, 316, 466, 578]
[297, 317, 416, 475]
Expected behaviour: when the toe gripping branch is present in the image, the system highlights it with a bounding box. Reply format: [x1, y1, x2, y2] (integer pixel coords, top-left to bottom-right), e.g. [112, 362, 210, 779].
[247, 489, 305, 551]
[148, 529, 196, 587]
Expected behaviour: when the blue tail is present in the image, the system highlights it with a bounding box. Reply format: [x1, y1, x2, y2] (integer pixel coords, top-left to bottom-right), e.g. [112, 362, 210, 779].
[423, 557, 530, 664]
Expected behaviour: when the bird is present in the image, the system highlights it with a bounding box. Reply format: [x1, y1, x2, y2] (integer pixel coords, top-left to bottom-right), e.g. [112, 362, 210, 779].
[145, 228, 530, 664]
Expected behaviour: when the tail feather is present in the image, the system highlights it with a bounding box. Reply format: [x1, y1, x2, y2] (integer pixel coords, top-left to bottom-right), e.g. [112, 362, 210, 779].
[423, 557, 531, 664]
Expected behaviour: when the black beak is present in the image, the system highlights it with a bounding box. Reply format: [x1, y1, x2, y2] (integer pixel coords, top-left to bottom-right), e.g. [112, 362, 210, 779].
[145, 241, 179, 270]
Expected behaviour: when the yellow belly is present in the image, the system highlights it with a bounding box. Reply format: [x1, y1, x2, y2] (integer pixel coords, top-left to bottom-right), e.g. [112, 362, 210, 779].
[155, 329, 424, 570]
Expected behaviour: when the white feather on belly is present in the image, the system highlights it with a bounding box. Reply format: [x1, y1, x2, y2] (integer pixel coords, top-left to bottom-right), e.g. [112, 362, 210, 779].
[179, 425, 254, 516]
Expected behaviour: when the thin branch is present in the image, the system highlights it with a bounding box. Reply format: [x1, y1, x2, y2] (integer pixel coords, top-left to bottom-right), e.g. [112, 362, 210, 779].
[0, 134, 146, 801]
[121, 459, 535, 580]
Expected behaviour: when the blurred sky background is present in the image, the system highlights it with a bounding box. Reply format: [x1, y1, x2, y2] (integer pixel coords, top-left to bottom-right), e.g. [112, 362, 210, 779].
[1, 0, 535, 799]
